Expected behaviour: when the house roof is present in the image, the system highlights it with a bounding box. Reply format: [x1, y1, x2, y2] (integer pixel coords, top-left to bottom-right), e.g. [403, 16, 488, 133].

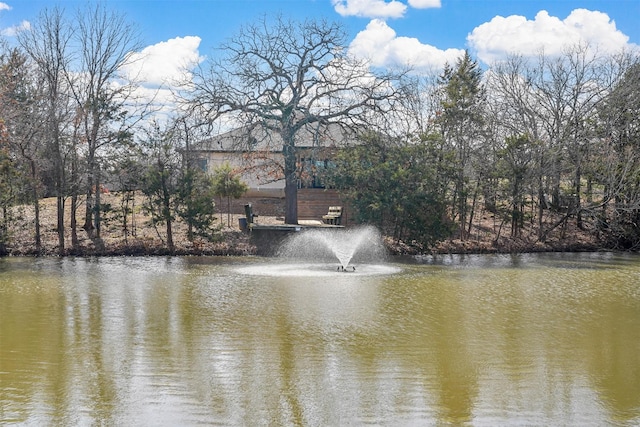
[195, 121, 359, 153]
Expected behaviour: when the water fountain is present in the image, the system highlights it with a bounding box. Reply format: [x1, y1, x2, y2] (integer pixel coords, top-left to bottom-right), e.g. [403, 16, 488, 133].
[278, 225, 386, 270]
[237, 225, 400, 277]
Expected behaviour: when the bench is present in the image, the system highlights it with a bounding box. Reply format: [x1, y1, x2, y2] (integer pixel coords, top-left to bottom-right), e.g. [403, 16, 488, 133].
[244, 203, 258, 224]
[322, 206, 343, 225]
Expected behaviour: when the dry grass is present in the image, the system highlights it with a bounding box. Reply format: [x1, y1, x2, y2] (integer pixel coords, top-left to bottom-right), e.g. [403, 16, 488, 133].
[3, 192, 601, 256]
[6, 193, 258, 256]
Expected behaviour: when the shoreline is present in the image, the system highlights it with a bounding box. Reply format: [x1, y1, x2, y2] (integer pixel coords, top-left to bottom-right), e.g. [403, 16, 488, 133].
[1, 196, 614, 258]
[1, 228, 607, 258]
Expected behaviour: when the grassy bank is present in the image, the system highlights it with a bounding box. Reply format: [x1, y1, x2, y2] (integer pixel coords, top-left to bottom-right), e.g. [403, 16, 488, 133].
[2, 193, 602, 257]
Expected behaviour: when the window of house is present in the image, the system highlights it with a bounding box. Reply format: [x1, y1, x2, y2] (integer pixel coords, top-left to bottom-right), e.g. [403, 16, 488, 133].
[196, 158, 208, 172]
[298, 157, 331, 188]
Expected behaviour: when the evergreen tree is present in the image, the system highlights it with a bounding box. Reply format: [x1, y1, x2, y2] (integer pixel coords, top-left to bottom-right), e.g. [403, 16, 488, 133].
[211, 163, 249, 228]
[438, 50, 486, 240]
[140, 122, 180, 252]
[176, 167, 220, 240]
[328, 133, 454, 250]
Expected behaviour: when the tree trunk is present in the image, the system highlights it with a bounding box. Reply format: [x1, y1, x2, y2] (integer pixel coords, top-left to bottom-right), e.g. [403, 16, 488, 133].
[95, 165, 101, 238]
[54, 136, 65, 256]
[162, 173, 174, 252]
[71, 195, 79, 249]
[457, 176, 467, 240]
[33, 198, 41, 253]
[284, 174, 298, 225]
[511, 176, 522, 238]
[575, 165, 583, 230]
[29, 160, 41, 253]
[467, 181, 479, 238]
[70, 151, 79, 250]
[57, 195, 65, 255]
[283, 141, 298, 225]
[131, 192, 137, 237]
[165, 217, 174, 252]
[537, 153, 546, 240]
[83, 155, 95, 238]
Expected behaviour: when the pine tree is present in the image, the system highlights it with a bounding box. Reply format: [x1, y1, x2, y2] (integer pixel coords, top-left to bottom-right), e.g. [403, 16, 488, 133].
[438, 50, 485, 239]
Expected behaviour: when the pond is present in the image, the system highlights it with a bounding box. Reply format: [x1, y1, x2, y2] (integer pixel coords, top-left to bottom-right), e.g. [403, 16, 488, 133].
[1, 253, 640, 426]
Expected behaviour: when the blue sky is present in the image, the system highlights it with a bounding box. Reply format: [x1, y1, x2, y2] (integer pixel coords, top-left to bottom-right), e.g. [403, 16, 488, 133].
[2, 1, 638, 63]
[2, 0, 638, 113]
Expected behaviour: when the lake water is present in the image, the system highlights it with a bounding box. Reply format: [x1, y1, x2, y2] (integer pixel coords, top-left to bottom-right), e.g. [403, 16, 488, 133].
[1, 253, 639, 426]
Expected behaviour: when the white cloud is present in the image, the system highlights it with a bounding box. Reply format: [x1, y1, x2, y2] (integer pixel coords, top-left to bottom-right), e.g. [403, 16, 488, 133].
[407, 0, 441, 9]
[349, 19, 464, 72]
[468, 9, 632, 64]
[1, 19, 30, 37]
[119, 36, 204, 121]
[332, 0, 407, 19]
[0, 3, 31, 37]
[122, 36, 204, 86]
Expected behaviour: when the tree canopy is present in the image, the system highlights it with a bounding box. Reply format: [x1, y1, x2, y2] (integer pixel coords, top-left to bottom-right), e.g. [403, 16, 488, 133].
[188, 15, 408, 224]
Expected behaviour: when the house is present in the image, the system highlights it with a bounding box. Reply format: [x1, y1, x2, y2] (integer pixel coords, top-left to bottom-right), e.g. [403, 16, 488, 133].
[193, 122, 357, 220]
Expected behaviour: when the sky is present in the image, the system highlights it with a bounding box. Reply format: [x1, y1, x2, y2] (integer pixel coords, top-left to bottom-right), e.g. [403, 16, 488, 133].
[1, 0, 639, 114]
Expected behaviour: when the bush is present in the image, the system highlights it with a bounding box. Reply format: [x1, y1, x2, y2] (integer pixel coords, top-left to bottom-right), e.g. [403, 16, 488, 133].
[327, 133, 454, 249]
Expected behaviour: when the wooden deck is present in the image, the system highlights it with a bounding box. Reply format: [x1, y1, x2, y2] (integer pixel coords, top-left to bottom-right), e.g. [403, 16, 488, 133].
[229, 188, 348, 224]
[297, 189, 345, 222]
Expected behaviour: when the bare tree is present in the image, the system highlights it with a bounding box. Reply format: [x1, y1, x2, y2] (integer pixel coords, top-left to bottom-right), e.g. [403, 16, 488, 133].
[486, 55, 544, 237]
[18, 7, 73, 255]
[593, 58, 640, 248]
[531, 45, 613, 229]
[139, 120, 181, 252]
[0, 47, 47, 252]
[485, 46, 634, 241]
[188, 16, 407, 224]
[70, 3, 141, 242]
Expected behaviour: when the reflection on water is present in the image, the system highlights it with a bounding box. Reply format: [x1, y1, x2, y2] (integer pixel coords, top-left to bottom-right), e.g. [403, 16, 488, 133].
[1, 253, 640, 425]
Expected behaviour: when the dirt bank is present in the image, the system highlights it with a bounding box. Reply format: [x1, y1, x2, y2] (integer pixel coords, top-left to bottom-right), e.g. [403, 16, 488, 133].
[2, 194, 602, 257]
